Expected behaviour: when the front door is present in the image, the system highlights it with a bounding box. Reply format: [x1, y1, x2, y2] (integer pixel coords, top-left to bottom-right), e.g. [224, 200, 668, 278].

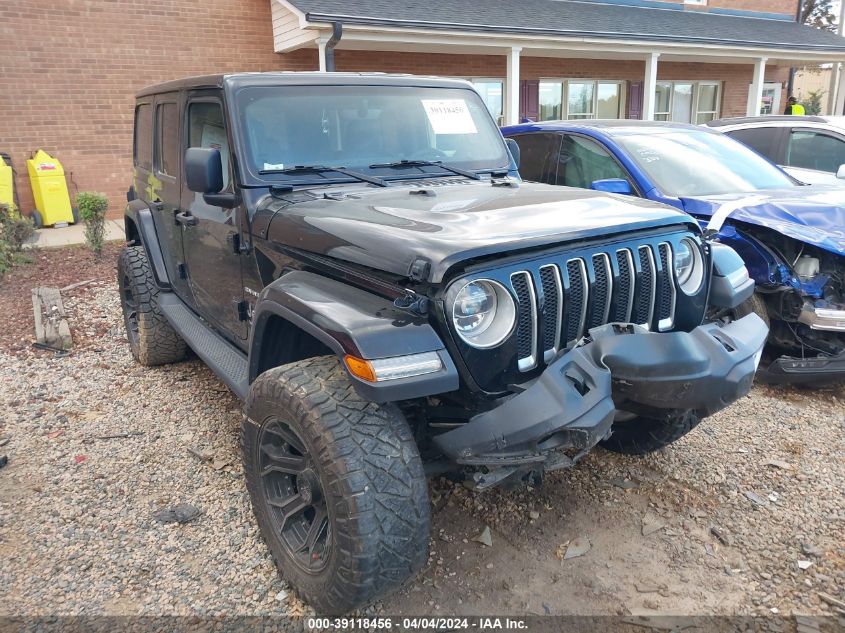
[179, 94, 247, 341]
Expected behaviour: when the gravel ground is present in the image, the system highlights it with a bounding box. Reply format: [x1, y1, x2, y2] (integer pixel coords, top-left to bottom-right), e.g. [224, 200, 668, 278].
[1, 282, 844, 618]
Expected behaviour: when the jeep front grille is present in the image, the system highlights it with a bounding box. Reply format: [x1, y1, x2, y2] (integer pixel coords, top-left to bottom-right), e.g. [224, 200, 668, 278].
[510, 241, 676, 371]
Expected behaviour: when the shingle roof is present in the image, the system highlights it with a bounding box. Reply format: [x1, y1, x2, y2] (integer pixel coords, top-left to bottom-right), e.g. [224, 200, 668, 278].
[286, 0, 845, 51]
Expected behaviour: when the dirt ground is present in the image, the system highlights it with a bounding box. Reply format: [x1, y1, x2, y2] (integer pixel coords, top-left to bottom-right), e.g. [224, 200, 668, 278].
[1, 246, 843, 620]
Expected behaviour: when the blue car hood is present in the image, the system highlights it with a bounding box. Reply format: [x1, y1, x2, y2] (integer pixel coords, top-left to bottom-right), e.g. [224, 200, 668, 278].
[679, 187, 845, 256]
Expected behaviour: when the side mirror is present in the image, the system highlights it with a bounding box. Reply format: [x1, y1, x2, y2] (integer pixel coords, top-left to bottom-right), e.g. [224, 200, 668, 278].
[591, 178, 633, 195]
[185, 147, 224, 194]
[505, 138, 520, 169]
[836, 164, 845, 179]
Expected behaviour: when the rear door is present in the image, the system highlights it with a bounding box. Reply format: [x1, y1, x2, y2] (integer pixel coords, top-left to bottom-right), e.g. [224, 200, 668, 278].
[149, 92, 194, 303]
[179, 92, 247, 341]
[783, 127, 845, 183]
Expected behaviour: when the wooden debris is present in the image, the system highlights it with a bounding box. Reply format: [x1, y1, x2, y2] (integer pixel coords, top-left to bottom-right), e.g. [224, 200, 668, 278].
[32, 287, 73, 351]
[60, 278, 96, 292]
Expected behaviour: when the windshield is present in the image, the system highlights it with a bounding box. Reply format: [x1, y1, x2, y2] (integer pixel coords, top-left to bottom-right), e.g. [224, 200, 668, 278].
[234, 85, 510, 182]
[613, 129, 796, 197]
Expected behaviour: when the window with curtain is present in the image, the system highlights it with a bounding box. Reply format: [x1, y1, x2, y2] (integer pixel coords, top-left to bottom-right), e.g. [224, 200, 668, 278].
[654, 82, 721, 124]
[696, 83, 720, 123]
[539, 80, 623, 120]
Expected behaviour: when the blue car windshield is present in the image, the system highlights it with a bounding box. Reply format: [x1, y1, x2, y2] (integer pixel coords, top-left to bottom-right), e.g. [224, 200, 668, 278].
[233, 85, 510, 181]
[613, 129, 796, 197]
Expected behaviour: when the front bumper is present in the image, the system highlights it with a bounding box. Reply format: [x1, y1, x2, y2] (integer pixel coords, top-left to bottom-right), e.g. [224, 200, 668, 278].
[434, 313, 768, 466]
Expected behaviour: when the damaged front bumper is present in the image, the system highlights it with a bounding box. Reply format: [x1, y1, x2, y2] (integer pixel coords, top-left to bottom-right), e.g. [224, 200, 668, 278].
[759, 301, 845, 385]
[759, 349, 845, 385]
[434, 314, 768, 472]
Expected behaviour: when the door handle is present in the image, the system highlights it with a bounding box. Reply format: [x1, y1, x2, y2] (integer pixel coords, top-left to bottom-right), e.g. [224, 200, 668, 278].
[175, 211, 198, 227]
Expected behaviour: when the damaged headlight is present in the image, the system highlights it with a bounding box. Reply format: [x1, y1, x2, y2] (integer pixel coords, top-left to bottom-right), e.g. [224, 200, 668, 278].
[451, 280, 515, 348]
[674, 238, 704, 295]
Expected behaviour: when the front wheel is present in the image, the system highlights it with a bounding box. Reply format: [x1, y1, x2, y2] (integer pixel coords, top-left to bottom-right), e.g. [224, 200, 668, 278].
[242, 356, 431, 614]
[600, 409, 701, 455]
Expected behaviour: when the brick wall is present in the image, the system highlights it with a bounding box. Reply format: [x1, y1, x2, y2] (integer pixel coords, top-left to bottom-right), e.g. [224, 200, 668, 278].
[706, 0, 799, 17]
[0, 0, 313, 220]
[0, 1, 788, 221]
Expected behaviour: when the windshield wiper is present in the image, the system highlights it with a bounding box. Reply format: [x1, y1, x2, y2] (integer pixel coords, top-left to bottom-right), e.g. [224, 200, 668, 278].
[369, 159, 481, 180]
[258, 165, 387, 187]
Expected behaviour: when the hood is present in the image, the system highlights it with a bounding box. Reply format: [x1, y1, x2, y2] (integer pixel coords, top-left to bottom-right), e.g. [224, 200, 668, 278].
[679, 186, 845, 256]
[263, 181, 695, 283]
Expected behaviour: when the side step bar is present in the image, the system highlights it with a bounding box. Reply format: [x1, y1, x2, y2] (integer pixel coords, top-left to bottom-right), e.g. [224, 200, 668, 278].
[157, 293, 249, 400]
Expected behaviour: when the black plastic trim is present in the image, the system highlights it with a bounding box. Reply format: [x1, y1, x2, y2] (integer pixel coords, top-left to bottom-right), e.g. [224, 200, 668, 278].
[249, 271, 460, 399]
[125, 200, 170, 289]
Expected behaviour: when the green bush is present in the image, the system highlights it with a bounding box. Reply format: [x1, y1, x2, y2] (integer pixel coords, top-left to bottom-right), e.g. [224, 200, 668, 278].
[0, 203, 35, 274]
[801, 90, 824, 116]
[76, 192, 109, 256]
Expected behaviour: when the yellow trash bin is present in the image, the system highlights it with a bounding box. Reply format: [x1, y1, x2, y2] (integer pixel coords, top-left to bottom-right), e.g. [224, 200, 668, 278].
[0, 154, 13, 208]
[27, 149, 76, 227]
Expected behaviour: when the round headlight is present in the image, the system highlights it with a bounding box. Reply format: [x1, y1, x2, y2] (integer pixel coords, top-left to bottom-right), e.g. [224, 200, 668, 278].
[674, 238, 704, 295]
[451, 280, 516, 348]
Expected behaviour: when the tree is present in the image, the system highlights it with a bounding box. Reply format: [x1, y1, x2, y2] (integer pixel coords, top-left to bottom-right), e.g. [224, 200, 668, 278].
[801, 0, 838, 32]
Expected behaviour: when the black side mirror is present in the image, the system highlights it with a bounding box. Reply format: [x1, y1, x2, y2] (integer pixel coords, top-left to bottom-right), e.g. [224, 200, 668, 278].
[185, 147, 224, 194]
[505, 138, 520, 169]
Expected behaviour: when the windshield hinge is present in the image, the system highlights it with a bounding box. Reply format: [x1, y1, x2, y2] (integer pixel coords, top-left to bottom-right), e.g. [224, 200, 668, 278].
[408, 257, 431, 282]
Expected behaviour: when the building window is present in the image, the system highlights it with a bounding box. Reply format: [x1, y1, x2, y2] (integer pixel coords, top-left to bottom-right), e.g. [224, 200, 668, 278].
[654, 81, 721, 124]
[539, 80, 624, 121]
[469, 79, 504, 123]
[696, 83, 720, 123]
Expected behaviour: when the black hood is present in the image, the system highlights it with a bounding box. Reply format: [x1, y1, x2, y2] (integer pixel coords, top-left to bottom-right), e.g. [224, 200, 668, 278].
[263, 181, 695, 283]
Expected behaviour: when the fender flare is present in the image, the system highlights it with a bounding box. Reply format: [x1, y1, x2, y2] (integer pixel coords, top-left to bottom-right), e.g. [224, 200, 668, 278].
[249, 270, 460, 401]
[125, 200, 170, 289]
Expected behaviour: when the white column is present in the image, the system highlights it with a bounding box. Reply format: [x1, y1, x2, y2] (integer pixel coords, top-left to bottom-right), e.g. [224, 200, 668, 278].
[836, 62, 845, 115]
[317, 37, 328, 72]
[505, 46, 522, 125]
[747, 57, 767, 116]
[642, 52, 660, 121]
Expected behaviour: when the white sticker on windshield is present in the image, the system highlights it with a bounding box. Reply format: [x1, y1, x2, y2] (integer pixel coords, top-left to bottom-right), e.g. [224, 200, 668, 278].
[421, 99, 478, 135]
[263, 162, 285, 170]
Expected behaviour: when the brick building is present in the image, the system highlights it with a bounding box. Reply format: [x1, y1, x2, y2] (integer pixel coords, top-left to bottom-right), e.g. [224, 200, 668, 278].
[2, 0, 844, 218]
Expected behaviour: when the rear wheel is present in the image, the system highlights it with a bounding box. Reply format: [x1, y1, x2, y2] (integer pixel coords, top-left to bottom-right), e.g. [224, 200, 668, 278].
[600, 409, 701, 455]
[117, 246, 186, 366]
[31, 210, 43, 229]
[243, 356, 430, 614]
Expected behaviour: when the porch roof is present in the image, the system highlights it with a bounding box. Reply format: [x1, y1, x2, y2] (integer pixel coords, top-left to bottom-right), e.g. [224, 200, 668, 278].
[285, 0, 845, 54]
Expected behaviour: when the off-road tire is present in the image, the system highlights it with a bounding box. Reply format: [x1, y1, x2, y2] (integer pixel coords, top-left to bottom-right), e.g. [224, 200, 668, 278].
[242, 356, 430, 615]
[734, 292, 771, 330]
[117, 245, 186, 366]
[600, 410, 701, 455]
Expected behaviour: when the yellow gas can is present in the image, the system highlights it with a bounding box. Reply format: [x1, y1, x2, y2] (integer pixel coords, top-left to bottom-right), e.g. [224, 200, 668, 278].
[27, 149, 75, 227]
[0, 155, 13, 208]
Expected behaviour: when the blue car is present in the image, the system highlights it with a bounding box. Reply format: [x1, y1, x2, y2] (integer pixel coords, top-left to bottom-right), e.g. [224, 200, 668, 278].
[502, 121, 845, 384]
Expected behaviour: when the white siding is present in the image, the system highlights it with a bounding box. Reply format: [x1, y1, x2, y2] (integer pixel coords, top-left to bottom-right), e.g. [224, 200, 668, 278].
[272, 0, 318, 52]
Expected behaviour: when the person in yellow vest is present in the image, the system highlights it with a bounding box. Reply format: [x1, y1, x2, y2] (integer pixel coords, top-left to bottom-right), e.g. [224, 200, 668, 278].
[784, 96, 805, 115]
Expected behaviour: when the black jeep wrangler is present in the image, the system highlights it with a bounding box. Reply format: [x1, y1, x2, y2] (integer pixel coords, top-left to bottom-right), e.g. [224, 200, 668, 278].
[121, 72, 767, 614]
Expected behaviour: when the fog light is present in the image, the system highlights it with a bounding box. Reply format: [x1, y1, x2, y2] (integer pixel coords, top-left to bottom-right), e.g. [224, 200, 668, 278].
[344, 352, 443, 382]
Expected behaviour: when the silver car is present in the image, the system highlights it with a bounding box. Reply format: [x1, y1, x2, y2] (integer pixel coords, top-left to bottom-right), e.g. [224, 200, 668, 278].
[707, 115, 845, 186]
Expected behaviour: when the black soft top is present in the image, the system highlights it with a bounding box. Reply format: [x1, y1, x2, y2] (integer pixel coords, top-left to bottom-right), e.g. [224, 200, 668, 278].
[135, 72, 475, 98]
